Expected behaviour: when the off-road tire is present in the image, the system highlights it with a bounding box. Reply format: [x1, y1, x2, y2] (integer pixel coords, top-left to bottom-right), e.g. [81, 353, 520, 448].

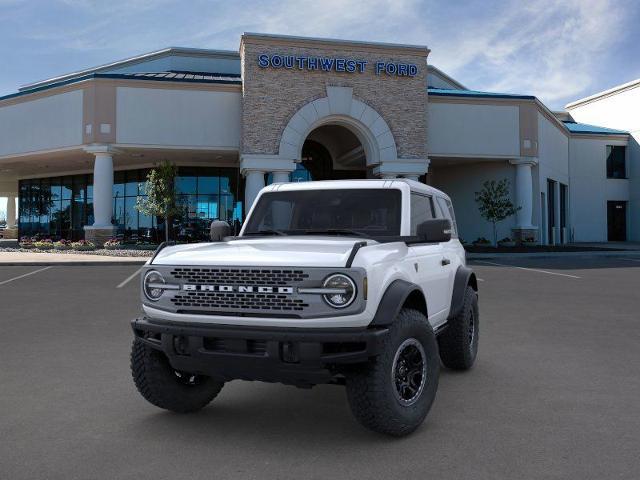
[131, 339, 224, 413]
[345, 308, 440, 436]
[438, 286, 479, 370]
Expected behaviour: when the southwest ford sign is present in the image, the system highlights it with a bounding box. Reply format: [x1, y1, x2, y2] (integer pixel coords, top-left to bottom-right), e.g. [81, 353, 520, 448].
[257, 54, 418, 77]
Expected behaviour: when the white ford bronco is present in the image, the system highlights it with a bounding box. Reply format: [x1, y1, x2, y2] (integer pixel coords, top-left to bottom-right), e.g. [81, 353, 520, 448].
[131, 179, 478, 436]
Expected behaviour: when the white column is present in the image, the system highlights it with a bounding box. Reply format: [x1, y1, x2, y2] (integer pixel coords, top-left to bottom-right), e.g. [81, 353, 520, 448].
[244, 170, 265, 211]
[6, 195, 16, 228]
[510, 158, 537, 229]
[91, 152, 115, 227]
[240, 154, 295, 213]
[373, 158, 430, 180]
[271, 171, 290, 184]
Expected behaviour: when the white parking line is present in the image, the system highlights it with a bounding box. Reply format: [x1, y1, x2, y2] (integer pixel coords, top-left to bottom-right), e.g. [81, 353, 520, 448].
[117, 267, 143, 289]
[0, 266, 52, 286]
[477, 278, 485, 282]
[475, 260, 581, 279]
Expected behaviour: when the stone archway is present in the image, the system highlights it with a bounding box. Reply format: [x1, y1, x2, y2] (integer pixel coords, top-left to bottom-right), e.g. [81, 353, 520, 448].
[278, 86, 398, 167]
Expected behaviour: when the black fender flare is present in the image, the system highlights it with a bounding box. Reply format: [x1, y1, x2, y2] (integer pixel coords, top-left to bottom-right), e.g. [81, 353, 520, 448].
[369, 279, 427, 327]
[448, 265, 478, 320]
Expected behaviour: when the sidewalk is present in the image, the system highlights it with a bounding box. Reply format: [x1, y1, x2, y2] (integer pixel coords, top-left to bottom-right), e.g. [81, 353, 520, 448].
[467, 250, 640, 260]
[0, 251, 149, 266]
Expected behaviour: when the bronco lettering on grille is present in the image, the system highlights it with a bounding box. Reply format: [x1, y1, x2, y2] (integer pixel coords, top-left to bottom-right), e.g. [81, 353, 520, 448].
[182, 285, 294, 294]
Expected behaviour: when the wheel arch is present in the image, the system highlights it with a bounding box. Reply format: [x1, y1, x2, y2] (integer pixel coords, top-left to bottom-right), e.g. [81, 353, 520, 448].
[448, 265, 478, 321]
[369, 279, 428, 327]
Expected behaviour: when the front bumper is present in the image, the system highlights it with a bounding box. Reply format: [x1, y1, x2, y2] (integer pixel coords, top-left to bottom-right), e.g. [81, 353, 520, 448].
[131, 317, 389, 387]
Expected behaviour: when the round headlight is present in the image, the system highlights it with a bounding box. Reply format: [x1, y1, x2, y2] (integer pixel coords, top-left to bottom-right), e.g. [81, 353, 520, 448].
[322, 274, 356, 308]
[143, 270, 165, 301]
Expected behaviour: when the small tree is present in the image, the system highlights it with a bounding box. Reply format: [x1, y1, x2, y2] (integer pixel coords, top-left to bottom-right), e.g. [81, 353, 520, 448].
[474, 179, 520, 246]
[136, 161, 182, 243]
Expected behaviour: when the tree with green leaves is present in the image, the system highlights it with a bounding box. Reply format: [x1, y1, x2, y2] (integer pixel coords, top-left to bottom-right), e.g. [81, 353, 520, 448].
[474, 179, 520, 246]
[136, 161, 182, 243]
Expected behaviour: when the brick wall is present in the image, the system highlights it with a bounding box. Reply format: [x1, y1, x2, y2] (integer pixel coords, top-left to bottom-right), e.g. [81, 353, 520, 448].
[240, 37, 428, 160]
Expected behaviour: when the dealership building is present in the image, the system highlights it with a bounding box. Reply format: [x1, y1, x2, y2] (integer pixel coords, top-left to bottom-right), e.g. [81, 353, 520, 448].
[0, 33, 637, 244]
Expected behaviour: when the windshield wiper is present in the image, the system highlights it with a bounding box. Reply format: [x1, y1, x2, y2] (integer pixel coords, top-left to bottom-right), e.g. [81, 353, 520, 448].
[301, 229, 370, 238]
[244, 229, 287, 236]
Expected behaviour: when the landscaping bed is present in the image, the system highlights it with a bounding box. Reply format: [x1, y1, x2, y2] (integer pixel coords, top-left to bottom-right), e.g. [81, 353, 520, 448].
[0, 247, 153, 257]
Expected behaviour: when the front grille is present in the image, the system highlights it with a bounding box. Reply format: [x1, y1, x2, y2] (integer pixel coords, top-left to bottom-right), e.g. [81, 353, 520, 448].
[170, 291, 309, 311]
[170, 267, 309, 285]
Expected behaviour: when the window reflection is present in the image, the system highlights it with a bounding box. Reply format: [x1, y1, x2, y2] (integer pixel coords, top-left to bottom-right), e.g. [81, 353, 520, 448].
[18, 167, 243, 242]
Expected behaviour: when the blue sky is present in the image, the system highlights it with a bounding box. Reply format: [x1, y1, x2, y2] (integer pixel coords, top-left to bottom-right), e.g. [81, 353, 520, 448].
[1, 0, 639, 108]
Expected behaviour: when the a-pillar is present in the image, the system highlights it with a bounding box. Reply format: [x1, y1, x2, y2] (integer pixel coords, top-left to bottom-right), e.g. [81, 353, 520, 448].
[83, 145, 117, 246]
[509, 157, 538, 242]
[240, 154, 295, 214]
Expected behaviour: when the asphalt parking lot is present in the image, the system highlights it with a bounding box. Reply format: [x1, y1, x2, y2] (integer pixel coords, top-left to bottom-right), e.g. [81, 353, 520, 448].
[1, 256, 639, 479]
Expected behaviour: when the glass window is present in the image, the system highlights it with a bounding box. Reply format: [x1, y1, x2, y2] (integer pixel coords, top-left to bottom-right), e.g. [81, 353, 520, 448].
[175, 174, 197, 194]
[198, 175, 219, 195]
[435, 197, 458, 237]
[410, 193, 435, 235]
[244, 189, 401, 237]
[113, 171, 125, 199]
[125, 171, 139, 197]
[606, 146, 626, 179]
[291, 163, 312, 182]
[124, 197, 138, 232]
[73, 175, 86, 202]
[17, 167, 241, 242]
[113, 197, 125, 229]
[61, 177, 73, 200]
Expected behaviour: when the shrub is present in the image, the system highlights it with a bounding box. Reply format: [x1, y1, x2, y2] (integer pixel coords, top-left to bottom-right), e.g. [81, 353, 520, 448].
[71, 240, 96, 251]
[19, 236, 35, 249]
[54, 239, 73, 250]
[473, 237, 491, 245]
[33, 239, 54, 250]
[103, 238, 123, 250]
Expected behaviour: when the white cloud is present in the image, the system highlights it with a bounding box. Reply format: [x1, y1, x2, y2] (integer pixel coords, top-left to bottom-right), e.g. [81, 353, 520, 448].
[3, 0, 635, 108]
[426, 0, 630, 107]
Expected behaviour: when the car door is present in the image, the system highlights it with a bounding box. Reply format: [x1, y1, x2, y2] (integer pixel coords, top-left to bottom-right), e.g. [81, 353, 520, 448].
[407, 193, 451, 325]
[434, 196, 461, 314]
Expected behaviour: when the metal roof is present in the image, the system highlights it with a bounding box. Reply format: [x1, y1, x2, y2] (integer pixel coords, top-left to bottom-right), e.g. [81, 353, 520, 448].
[0, 71, 241, 103]
[19, 47, 240, 92]
[428, 87, 535, 100]
[562, 121, 628, 135]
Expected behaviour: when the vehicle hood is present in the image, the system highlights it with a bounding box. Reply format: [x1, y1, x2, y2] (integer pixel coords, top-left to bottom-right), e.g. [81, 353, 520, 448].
[151, 236, 372, 267]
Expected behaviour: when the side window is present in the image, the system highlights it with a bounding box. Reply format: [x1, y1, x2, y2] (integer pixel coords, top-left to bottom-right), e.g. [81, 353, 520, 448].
[435, 197, 458, 238]
[410, 193, 435, 234]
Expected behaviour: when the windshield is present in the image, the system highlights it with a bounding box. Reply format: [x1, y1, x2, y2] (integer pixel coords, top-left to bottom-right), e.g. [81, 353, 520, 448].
[243, 189, 402, 238]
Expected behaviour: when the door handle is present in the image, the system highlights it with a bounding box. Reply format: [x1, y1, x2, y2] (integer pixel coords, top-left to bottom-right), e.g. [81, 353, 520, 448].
[441, 258, 451, 266]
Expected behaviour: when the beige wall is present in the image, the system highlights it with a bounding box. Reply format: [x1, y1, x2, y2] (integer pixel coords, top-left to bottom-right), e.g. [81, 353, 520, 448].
[115, 86, 242, 148]
[240, 36, 428, 159]
[427, 102, 520, 157]
[0, 90, 83, 157]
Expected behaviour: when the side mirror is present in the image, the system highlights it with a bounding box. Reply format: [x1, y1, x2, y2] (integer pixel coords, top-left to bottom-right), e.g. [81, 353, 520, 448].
[416, 218, 452, 243]
[210, 220, 231, 242]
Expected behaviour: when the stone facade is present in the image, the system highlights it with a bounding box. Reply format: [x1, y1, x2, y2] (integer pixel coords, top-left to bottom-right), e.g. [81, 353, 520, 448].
[240, 35, 429, 161]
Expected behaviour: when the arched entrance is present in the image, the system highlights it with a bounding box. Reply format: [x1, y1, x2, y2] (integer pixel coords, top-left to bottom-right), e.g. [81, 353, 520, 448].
[299, 124, 367, 181]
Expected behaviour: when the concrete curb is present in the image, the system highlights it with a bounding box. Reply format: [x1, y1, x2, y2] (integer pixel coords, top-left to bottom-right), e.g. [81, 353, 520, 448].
[0, 260, 149, 266]
[467, 250, 640, 260]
